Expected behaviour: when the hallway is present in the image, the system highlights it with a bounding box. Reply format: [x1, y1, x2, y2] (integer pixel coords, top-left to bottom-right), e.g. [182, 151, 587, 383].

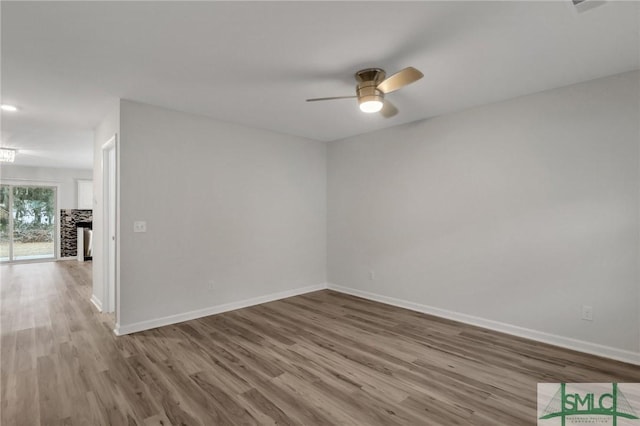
[1, 261, 115, 425]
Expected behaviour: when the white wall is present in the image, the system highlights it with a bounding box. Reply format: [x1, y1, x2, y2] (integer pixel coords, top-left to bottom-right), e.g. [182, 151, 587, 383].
[328, 71, 640, 355]
[93, 101, 120, 311]
[118, 100, 326, 329]
[0, 165, 92, 209]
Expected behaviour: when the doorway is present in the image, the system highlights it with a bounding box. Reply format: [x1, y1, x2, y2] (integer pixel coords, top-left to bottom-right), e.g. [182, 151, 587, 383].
[0, 184, 57, 262]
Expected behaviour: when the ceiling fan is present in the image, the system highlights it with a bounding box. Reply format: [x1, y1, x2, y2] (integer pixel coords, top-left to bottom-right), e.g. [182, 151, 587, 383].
[306, 67, 423, 118]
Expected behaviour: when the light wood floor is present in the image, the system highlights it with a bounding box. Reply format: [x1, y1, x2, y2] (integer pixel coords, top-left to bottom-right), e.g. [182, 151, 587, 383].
[1, 261, 638, 425]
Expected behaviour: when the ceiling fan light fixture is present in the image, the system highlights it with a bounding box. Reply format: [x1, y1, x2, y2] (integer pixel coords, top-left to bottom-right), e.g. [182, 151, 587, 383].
[357, 80, 384, 113]
[359, 98, 384, 113]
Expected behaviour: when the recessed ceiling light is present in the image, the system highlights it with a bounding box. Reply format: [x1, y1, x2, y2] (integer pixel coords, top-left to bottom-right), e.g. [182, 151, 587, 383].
[0, 148, 16, 162]
[1, 104, 18, 112]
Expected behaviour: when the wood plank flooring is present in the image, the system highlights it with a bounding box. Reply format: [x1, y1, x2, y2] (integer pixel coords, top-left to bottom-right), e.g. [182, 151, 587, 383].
[1, 261, 639, 425]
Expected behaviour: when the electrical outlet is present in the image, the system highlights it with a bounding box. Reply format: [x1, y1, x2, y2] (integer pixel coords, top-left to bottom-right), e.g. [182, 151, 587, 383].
[133, 221, 147, 233]
[369, 270, 376, 280]
[581, 305, 593, 321]
[207, 280, 216, 290]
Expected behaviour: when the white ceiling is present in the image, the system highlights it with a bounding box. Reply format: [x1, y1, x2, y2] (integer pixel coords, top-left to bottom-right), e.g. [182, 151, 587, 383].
[2, 1, 638, 169]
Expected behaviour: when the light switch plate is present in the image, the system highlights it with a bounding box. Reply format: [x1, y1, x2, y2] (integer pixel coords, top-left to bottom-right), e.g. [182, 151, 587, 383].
[133, 221, 147, 233]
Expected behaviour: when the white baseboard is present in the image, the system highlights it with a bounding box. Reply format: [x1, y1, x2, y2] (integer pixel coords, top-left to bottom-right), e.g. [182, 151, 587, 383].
[327, 283, 640, 366]
[114, 283, 326, 336]
[89, 294, 103, 312]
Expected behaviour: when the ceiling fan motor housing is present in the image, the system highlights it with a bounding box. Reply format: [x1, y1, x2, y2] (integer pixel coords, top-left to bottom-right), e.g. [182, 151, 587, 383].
[357, 81, 384, 107]
[356, 68, 386, 108]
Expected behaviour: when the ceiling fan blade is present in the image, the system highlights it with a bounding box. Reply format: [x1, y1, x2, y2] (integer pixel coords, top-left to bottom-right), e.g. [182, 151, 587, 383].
[380, 100, 398, 118]
[306, 96, 357, 102]
[377, 67, 423, 94]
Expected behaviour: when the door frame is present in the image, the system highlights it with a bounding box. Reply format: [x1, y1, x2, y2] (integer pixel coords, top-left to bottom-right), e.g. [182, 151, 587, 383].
[101, 135, 118, 318]
[0, 181, 60, 263]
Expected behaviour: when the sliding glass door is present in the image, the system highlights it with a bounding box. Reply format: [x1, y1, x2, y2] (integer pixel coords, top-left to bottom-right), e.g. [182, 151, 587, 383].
[0, 184, 57, 262]
[0, 186, 9, 261]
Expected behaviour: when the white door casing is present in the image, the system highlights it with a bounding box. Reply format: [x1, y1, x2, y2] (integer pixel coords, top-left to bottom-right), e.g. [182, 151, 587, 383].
[102, 136, 117, 314]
